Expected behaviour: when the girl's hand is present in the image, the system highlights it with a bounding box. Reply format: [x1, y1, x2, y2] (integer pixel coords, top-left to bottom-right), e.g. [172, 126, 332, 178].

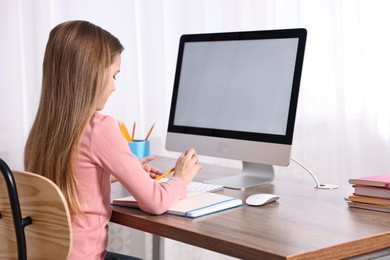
[139, 155, 157, 165]
[173, 148, 201, 184]
[139, 155, 163, 179]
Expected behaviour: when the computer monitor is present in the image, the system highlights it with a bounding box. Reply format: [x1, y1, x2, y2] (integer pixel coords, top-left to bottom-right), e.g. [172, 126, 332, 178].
[166, 28, 307, 189]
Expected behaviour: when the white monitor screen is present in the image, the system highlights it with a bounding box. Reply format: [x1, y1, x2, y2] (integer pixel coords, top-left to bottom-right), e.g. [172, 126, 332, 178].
[174, 38, 298, 136]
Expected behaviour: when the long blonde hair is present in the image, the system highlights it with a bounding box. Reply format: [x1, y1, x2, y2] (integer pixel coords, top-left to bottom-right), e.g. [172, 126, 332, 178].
[24, 20, 124, 214]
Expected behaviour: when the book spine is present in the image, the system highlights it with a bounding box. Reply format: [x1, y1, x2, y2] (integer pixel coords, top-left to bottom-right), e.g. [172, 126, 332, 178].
[349, 180, 390, 188]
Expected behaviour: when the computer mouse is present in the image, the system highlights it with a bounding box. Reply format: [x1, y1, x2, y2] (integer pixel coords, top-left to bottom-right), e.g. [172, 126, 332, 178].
[245, 193, 279, 206]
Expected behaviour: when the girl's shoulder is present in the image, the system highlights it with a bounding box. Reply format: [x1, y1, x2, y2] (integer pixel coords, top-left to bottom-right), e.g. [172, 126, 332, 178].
[90, 112, 116, 127]
[86, 112, 118, 140]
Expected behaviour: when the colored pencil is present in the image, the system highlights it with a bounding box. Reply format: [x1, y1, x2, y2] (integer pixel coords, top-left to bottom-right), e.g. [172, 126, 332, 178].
[118, 121, 132, 142]
[144, 123, 155, 141]
[131, 121, 136, 141]
[156, 167, 175, 181]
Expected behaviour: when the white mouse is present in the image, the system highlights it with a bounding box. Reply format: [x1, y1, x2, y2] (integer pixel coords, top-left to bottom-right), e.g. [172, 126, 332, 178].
[245, 193, 279, 206]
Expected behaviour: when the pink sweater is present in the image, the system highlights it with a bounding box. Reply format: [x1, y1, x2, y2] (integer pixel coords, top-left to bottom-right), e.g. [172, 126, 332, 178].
[68, 112, 187, 259]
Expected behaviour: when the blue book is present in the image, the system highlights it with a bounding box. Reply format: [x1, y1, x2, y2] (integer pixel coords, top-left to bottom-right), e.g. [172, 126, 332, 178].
[112, 192, 243, 218]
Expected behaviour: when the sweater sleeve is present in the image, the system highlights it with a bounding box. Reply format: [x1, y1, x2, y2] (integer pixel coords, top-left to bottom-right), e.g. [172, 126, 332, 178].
[89, 114, 187, 215]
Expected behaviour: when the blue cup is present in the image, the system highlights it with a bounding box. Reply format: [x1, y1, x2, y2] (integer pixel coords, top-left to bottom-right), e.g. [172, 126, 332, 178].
[128, 140, 150, 158]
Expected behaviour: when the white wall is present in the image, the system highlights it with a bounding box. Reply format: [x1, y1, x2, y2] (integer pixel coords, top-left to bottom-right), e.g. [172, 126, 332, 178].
[2, 0, 390, 259]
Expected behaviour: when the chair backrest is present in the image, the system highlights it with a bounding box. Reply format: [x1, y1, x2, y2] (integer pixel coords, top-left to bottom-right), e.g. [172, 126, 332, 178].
[0, 159, 72, 259]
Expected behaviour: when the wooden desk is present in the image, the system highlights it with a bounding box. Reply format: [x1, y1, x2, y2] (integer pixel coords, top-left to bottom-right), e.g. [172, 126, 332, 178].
[110, 157, 390, 260]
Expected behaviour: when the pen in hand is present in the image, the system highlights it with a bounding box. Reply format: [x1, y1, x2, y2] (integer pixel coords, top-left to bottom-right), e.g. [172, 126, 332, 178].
[155, 167, 175, 181]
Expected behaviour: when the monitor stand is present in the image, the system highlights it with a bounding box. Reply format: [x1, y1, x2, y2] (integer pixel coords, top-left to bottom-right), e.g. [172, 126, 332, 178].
[204, 161, 275, 190]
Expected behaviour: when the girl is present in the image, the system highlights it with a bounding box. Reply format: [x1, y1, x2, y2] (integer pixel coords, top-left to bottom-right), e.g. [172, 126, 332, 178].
[24, 20, 201, 259]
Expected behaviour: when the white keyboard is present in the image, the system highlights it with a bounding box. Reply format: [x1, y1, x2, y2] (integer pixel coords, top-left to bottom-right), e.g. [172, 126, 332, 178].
[159, 178, 223, 193]
[187, 181, 224, 193]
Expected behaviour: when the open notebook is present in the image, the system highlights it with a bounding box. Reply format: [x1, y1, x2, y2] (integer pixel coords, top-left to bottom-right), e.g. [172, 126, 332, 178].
[112, 192, 243, 218]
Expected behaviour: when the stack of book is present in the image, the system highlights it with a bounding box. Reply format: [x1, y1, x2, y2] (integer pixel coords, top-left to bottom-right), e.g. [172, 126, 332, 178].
[346, 174, 390, 213]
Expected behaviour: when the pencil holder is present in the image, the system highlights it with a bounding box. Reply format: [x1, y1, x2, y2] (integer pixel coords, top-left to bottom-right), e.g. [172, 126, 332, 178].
[128, 140, 150, 158]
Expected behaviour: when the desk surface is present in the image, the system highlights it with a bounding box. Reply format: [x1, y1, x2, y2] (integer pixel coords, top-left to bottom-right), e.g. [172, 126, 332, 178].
[111, 157, 390, 260]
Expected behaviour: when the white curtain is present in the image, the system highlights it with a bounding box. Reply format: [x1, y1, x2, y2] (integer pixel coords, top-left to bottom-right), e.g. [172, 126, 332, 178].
[2, 0, 390, 186]
[2, 0, 390, 187]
